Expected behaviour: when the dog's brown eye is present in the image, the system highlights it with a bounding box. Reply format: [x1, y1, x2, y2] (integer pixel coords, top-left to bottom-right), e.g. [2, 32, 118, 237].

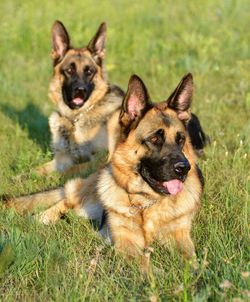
[150, 135, 160, 144]
[84, 66, 94, 76]
[176, 132, 185, 146]
[64, 64, 75, 75]
[66, 68, 74, 74]
[149, 129, 164, 146]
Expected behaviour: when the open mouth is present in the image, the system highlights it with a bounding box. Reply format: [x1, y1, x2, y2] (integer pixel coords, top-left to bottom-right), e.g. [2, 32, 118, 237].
[155, 179, 183, 195]
[139, 166, 185, 195]
[63, 82, 95, 110]
[71, 92, 85, 108]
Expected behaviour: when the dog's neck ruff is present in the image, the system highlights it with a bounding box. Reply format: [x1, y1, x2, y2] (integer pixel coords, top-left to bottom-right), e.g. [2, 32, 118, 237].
[73, 104, 95, 123]
[98, 166, 161, 218]
[128, 195, 158, 215]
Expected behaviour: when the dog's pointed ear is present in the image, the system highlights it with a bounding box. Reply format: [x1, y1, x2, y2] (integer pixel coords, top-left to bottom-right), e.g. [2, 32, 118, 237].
[166, 73, 193, 122]
[87, 22, 106, 61]
[120, 75, 151, 131]
[51, 20, 70, 63]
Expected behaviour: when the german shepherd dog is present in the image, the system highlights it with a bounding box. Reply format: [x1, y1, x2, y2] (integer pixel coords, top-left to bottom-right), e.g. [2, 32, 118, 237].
[37, 20, 125, 175]
[37, 20, 208, 176]
[6, 73, 203, 271]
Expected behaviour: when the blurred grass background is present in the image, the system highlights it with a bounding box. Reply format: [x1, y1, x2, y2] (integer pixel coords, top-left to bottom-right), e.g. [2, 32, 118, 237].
[0, 0, 249, 301]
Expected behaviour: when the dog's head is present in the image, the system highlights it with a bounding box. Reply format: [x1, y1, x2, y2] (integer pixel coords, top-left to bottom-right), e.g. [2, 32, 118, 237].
[114, 73, 196, 196]
[50, 21, 107, 110]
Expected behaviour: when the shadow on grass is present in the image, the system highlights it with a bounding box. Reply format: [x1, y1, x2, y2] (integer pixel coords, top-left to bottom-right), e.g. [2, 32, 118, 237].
[0, 102, 50, 151]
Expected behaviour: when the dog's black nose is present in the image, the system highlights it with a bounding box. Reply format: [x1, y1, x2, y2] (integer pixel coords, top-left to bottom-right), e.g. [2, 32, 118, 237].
[174, 159, 191, 176]
[75, 86, 87, 94]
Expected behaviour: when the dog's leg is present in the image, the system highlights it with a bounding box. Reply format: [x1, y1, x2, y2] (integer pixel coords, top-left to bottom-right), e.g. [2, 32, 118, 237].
[107, 213, 151, 271]
[36, 112, 74, 175]
[4, 187, 65, 214]
[171, 228, 199, 270]
[35, 159, 57, 175]
[37, 173, 101, 224]
[36, 199, 68, 224]
[171, 228, 196, 259]
[64, 173, 98, 210]
[61, 162, 90, 176]
[50, 110, 74, 173]
[5, 171, 101, 225]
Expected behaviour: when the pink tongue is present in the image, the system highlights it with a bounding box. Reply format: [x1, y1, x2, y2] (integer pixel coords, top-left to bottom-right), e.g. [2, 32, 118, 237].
[72, 97, 84, 105]
[162, 179, 183, 195]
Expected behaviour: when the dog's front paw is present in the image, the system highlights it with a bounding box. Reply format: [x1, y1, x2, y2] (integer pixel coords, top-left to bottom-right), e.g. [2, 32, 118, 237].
[35, 160, 56, 175]
[35, 208, 61, 225]
[54, 154, 74, 173]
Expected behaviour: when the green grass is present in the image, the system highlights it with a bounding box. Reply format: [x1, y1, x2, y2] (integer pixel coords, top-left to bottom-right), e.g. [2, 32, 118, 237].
[0, 0, 249, 301]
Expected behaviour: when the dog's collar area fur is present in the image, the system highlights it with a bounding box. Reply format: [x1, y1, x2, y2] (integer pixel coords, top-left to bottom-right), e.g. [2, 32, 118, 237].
[73, 104, 95, 123]
[128, 195, 158, 215]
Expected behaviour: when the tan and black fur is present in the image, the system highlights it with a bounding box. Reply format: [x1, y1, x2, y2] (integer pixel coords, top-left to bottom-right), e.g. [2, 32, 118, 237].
[37, 21, 125, 175]
[6, 74, 204, 271]
[38, 20, 208, 175]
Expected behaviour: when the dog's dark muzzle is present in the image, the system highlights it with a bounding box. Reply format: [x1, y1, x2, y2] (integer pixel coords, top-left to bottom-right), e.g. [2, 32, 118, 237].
[73, 85, 87, 95]
[139, 152, 191, 195]
[68, 82, 93, 109]
[72, 83, 88, 98]
[140, 152, 191, 183]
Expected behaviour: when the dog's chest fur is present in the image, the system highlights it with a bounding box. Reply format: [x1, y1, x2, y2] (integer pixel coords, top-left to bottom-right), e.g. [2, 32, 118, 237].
[72, 109, 109, 148]
[98, 166, 201, 245]
[74, 91, 122, 154]
[50, 85, 124, 162]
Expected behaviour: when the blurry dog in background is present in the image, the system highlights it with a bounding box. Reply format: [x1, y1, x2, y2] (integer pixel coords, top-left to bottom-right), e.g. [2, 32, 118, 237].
[37, 20, 125, 175]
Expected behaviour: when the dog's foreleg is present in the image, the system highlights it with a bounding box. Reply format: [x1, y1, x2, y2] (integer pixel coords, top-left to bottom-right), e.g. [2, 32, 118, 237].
[107, 212, 151, 271]
[35, 112, 74, 175]
[36, 199, 68, 224]
[172, 228, 196, 259]
[3, 187, 65, 214]
[61, 162, 90, 176]
[37, 172, 102, 224]
[64, 173, 103, 220]
[49, 111, 74, 173]
[35, 159, 57, 175]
